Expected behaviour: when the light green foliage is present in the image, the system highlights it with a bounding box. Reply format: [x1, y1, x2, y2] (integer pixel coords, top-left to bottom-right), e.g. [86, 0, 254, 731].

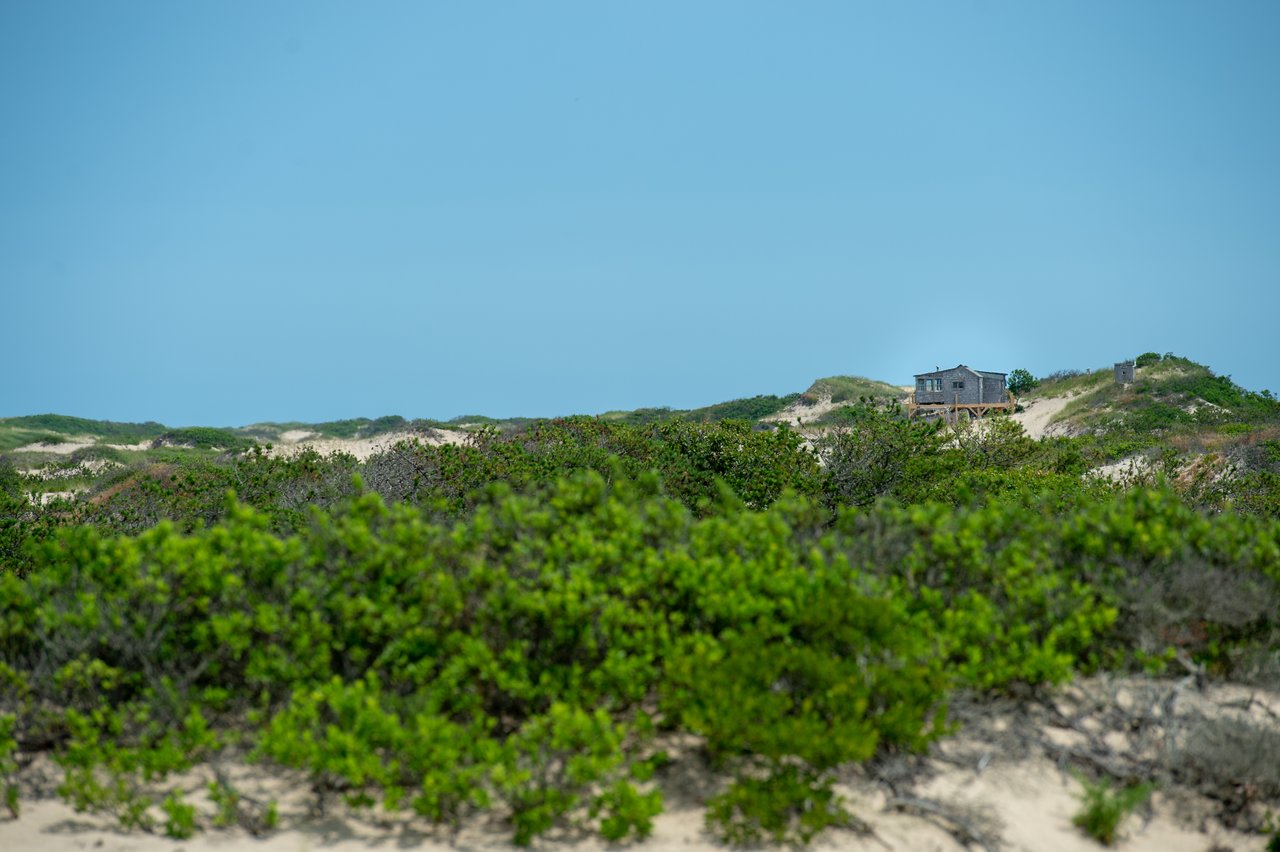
[494, 703, 647, 845]
[593, 778, 663, 841]
[5, 434, 1280, 845]
[162, 791, 198, 838]
[706, 765, 855, 846]
[257, 675, 495, 821]
[1072, 775, 1153, 846]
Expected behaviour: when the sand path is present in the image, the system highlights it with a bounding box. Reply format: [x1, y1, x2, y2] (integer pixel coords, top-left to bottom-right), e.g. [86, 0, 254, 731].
[1011, 392, 1080, 440]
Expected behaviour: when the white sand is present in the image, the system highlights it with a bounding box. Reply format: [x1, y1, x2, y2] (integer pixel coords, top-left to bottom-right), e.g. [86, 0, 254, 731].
[266, 429, 471, 462]
[763, 395, 843, 429]
[12, 438, 101, 455]
[1011, 393, 1080, 441]
[1089, 455, 1154, 484]
[13, 439, 154, 455]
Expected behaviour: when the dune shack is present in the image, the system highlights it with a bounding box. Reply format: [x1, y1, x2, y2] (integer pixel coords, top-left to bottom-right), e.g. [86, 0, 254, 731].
[908, 364, 1015, 419]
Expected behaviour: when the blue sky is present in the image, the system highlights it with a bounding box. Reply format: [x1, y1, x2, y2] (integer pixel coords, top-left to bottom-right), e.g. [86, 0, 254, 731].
[3, 2, 1277, 425]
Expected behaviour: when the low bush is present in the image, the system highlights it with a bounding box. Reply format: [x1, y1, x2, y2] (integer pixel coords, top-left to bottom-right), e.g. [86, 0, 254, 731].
[6, 436, 1280, 844]
[1072, 775, 1153, 846]
[153, 427, 251, 451]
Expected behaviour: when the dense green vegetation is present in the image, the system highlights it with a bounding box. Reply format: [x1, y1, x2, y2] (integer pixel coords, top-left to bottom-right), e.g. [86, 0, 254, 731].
[3, 357, 1280, 844]
[1030, 353, 1280, 435]
[0, 414, 167, 443]
[801, 375, 903, 405]
[0, 414, 166, 453]
[3, 464, 1278, 842]
[600, 394, 802, 426]
[1013, 355, 1280, 515]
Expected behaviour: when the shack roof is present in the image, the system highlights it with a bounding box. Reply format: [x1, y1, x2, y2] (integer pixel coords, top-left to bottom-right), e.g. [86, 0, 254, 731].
[913, 364, 1007, 380]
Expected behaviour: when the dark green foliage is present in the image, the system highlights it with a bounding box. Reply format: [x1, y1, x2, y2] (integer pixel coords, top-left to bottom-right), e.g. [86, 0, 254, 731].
[1135, 352, 1162, 368]
[803, 375, 903, 404]
[1228, 471, 1280, 519]
[1123, 402, 1192, 432]
[304, 414, 453, 439]
[0, 414, 167, 443]
[1007, 368, 1039, 395]
[815, 402, 945, 507]
[154, 427, 251, 451]
[353, 417, 823, 517]
[0, 714, 17, 817]
[686, 394, 801, 422]
[0, 463, 67, 577]
[0, 462, 21, 500]
[305, 416, 405, 438]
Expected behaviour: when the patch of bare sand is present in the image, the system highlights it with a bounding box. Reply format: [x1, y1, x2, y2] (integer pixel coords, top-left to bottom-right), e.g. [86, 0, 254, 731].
[12, 437, 99, 455]
[13, 439, 153, 455]
[762, 394, 841, 428]
[267, 429, 471, 462]
[1011, 392, 1081, 441]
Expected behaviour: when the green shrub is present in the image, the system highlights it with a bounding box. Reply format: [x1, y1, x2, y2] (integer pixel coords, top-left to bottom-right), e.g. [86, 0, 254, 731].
[1008, 368, 1039, 395]
[154, 427, 251, 451]
[162, 791, 198, 839]
[1072, 775, 1153, 846]
[816, 402, 945, 507]
[685, 394, 801, 422]
[705, 765, 856, 846]
[0, 714, 18, 817]
[7, 461, 1280, 844]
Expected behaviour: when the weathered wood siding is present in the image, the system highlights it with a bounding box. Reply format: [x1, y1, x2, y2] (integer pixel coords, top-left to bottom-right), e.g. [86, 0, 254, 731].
[914, 366, 1007, 405]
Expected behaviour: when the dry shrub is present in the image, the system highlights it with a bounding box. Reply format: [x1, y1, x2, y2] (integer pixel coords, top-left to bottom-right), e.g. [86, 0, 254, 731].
[1167, 713, 1280, 825]
[1119, 558, 1279, 660]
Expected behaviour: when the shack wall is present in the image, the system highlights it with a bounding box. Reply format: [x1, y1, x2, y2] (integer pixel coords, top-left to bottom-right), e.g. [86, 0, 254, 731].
[915, 367, 984, 405]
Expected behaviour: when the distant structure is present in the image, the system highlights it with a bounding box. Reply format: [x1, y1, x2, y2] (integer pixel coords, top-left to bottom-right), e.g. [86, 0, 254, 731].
[908, 364, 1014, 420]
[1114, 360, 1136, 384]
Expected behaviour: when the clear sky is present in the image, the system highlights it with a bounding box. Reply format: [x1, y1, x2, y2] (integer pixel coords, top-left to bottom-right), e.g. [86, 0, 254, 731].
[3, 2, 1278, 426]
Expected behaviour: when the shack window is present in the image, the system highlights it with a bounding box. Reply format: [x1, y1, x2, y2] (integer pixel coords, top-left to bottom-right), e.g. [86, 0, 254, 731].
[952, 381, 965, 389]
[922, 378, 942, 392]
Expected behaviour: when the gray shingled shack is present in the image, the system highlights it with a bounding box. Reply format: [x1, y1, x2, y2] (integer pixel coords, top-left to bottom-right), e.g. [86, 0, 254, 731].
[913, 365, 1009, 405]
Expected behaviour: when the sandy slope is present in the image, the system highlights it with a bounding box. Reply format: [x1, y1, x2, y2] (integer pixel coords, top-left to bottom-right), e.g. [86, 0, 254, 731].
[762, 394, 843, 428]
[12, 439, 153, 456]
[13, 431, 471, 464]
[1011, 393, 1080, 441]
[266, 429, 470, 461]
